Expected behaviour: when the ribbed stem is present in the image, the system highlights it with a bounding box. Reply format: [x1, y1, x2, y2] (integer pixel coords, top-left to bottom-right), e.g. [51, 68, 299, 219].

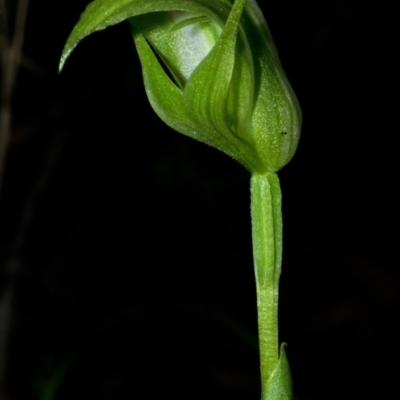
[250, 172, 283, 390]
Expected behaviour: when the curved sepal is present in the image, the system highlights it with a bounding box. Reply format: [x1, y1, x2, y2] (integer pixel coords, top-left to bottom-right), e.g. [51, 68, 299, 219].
[132, 28, 250, 160]
[239, 3, 302, 171]
[59, 0, 230, 72]
[262, 344, 293, 400]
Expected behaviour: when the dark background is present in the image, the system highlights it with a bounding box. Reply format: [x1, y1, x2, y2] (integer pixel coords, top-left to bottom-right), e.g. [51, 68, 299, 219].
[1, 0, 399, 399]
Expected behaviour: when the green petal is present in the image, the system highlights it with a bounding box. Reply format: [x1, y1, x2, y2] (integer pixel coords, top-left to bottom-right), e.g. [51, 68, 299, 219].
[226, 27, 254, 142]
[184, 0, 244, 135]
[184, 0, 263, 172]
[131, 12, 221, 89]
[132, 30, 201, 140]
[132, 28, 245, 155]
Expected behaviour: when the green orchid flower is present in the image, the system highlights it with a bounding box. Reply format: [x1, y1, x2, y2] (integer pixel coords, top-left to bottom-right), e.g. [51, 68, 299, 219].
[60, 0, 301, 173]
[60, 1, 301, 399]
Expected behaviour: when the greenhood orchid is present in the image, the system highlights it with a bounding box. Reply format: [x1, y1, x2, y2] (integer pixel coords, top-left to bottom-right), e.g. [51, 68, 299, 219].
[60, 1, 301, 399]
[59, 0, 301, 173]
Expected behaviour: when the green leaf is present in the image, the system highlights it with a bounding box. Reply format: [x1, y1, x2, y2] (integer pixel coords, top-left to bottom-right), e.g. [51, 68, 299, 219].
[262, 344, 293, 400]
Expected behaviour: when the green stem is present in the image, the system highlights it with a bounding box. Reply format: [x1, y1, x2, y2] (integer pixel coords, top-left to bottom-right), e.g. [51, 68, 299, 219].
[250, 172, 283, 391]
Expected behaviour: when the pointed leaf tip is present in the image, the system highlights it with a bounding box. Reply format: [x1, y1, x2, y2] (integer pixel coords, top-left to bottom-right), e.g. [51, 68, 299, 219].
[59, 47, 71, 73]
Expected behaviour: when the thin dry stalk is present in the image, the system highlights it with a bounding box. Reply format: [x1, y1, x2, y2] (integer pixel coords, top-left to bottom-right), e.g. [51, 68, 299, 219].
[0, 1, 30, 398]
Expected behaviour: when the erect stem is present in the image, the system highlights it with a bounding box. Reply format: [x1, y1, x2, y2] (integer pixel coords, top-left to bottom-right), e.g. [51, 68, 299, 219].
[250, 172, 283, 390]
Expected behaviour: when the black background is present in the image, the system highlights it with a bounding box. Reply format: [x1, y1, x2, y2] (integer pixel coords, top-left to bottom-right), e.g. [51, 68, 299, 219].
[1, 0, 399, 399]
